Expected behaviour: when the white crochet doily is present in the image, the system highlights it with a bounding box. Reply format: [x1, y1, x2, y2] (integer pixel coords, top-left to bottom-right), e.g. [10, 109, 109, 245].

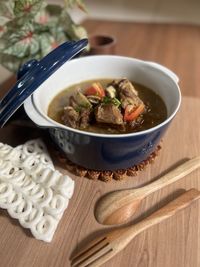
[0, 139, 75, 242]
[0, 139, 54, 170]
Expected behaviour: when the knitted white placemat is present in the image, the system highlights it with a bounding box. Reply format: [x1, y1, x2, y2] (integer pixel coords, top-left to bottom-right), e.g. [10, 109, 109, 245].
[0, 139, 75, 242]
[0, 138, 54, 170]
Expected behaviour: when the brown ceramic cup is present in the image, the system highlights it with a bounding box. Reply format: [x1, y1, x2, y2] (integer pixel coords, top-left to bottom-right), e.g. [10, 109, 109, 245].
[88, 35, 116, 55]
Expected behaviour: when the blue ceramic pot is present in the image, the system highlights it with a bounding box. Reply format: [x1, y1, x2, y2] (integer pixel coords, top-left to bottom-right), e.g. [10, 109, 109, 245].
[48, 124, 168, 170]
[24, 56, 181, 171]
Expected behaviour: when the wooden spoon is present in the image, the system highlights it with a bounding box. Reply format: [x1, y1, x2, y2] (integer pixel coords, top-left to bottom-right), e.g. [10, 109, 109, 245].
[95, 157, 200, 225]
[72, 189, 200, 267]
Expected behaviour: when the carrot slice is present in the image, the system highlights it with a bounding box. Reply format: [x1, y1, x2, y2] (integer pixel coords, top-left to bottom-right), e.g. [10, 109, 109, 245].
[124, 103, 145, 121]
[85, 82, 105, 98]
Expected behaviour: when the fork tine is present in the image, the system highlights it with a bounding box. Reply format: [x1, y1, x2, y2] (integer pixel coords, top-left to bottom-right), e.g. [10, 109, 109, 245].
[72, 237, 107, 262]
[71, 244, 112, 267]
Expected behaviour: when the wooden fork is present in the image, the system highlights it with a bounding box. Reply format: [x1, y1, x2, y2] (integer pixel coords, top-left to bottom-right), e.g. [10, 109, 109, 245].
[71, 189, 200, 267]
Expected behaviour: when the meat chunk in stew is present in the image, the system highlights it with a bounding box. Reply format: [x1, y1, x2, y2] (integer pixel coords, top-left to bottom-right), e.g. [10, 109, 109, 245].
[113, 78, 144, 109]
[95, 103, 123, 125]
[79, 108, 92, 129]
[62, 106, 92, 129]
[62, 91, 92, 129]
[62, 106, 79, 128]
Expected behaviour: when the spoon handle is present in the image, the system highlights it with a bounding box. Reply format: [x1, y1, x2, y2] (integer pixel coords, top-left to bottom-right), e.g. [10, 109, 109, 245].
[114, 189, 200, 245]
[138, 156, 200, 198]
[95, 157, 200, 225]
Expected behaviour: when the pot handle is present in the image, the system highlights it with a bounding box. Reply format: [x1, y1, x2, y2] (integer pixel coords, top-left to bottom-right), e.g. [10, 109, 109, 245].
[146, 61, 179, 84]
[24, 96, 54, 128]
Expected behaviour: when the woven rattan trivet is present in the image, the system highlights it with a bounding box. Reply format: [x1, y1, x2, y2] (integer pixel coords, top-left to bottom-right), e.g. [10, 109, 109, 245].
[55, 144, 162, 182]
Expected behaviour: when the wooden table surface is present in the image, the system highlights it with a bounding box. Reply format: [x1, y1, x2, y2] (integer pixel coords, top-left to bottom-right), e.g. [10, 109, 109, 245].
[0, 20, 200, 267]
[83, 20, 200, 99]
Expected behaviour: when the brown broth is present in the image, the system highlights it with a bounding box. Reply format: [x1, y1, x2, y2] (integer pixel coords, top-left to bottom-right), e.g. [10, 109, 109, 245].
[48, 79, 167, 134]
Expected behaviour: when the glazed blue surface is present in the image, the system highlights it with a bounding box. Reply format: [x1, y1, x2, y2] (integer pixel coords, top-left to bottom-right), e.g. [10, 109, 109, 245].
[20, 49, 180, 171]
[0, 39, 88, 128]
[49, 123, 169, 171]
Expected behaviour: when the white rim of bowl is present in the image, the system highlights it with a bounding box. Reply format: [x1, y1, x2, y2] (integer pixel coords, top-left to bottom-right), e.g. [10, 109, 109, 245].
[32, 55, 182, 138]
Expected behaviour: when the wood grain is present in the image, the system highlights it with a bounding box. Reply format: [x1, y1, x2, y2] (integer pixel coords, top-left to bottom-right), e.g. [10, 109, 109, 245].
[0, 96, 200, 267]
[95, 157, 200, 225]
[0, 20, 200, 267]
[71, 189, 200, 267]
[83, 20, 200, 98]
[1, 21, 200, 99]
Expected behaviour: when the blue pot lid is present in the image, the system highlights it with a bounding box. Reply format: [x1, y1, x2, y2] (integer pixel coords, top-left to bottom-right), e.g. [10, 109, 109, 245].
[0, 39, 88, 128]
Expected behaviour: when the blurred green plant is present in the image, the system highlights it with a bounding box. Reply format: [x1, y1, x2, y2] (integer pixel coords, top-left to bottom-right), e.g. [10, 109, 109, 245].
[0, 0, 88, 73]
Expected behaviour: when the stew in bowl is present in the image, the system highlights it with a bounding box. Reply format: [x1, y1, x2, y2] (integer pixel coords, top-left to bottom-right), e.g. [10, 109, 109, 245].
[24, 55, 181, 170]
[48, 78, 167, 134]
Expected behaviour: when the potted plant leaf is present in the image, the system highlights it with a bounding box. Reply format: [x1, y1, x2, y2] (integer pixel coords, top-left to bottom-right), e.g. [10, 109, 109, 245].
[0, 0, 88, 73]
